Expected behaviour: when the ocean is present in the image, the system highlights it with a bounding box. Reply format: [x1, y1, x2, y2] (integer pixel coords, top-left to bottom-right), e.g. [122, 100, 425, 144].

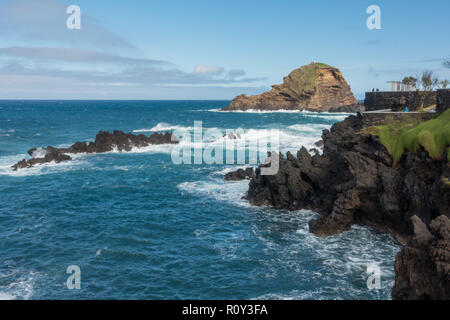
[0, 100, 399, 300]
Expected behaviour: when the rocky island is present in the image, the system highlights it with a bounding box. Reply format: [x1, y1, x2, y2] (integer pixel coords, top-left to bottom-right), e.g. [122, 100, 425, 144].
[11, 130, 178, 170]
[228, 110, 450, 299]
[222, 62, 360, 112]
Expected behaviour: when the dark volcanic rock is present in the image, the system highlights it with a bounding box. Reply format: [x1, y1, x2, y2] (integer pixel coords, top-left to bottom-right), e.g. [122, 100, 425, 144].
[314, 140, 324, 148]
[247, 148, 317, 210]
[87, 130, 178, 153]
[27, 148, 37, 156]
[149, 132, 179, 145]
[392, 215, 450, 300]
[224, 167, 255, 181]
[245, 112, 450, 299]
[246, 113, 449, 242]
[12, 150, 72, 171]
[12, 130, 179, 171]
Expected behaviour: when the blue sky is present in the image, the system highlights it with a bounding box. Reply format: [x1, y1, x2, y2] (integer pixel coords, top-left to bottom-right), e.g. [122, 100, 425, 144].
[0, 0, 449, 99]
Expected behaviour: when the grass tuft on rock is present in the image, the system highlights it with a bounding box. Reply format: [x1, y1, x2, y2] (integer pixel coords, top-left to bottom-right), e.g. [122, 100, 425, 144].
[443, 177, 450, 187]
[368, 110, 450, 163]
[314, 62, 334, 68]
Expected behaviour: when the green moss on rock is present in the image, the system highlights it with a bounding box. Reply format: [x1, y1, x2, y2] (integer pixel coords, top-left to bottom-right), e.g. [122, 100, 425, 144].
[370, 110, 450, 162]
[276, 62, 337, 99]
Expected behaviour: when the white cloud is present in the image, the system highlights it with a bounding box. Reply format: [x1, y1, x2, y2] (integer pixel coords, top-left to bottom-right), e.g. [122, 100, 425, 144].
[0, 62, 266, 86]
[193, 65, 224, 75]
[0, 0, 267, 98]
[0, 46, 168, 66]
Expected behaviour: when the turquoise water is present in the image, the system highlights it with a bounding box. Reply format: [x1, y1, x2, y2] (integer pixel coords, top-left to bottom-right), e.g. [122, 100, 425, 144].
[0, 100, 399, 300]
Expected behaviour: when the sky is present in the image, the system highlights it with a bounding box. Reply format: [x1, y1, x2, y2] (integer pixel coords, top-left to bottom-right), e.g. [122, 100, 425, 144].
[0, 0, 449, 100]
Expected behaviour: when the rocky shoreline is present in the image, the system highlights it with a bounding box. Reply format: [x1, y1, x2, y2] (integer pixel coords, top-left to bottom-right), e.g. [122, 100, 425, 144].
[392, 215, 449, 299]
[11, 130, 178, 171]
[226, 112, 449, 299]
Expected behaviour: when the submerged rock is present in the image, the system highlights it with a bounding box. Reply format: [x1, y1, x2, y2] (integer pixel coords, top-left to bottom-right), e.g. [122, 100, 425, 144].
[11, 130, 179, 171]
[224, 167, 255, 181]
[222, 62, 359, 112]
[12, 150, 72, 170]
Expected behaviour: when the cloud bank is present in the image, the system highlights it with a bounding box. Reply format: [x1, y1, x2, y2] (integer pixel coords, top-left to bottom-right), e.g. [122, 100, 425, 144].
[0, 0, 265, 99]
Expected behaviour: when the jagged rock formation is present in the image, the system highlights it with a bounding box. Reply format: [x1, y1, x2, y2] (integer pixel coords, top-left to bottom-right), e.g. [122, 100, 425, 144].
[222, 62, 359, 112]
[12, 150, 72, 171]
[224, 167, 255, 181]
[246, 114, 449, 243]
[392, 215, 450, 300]
[12, 130, 178, 170]
[243, 113, 450, 299]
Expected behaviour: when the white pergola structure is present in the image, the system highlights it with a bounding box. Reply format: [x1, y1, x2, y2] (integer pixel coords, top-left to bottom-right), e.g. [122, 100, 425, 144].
[387, 81, 414, 92]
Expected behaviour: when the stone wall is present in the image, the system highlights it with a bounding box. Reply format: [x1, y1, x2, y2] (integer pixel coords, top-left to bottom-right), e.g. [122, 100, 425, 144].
[360, 112, 434, 127]
[364, 91, 436, 111]
[437, 89, 450, 113]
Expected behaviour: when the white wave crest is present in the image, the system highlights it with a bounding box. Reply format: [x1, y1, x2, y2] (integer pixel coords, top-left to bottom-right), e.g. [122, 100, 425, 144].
[211, 109, 306, 114]
[175, 127, 323, 156]
[133, 123, 194, 133]
[210, 109, 355, 117]
[0, 272, 36, 300]
[287, 123, 331, 132]
[302, 114, 351, 121]
[0, 153, 89, 177]
[29, 148, 48, 158]
[177, 177, 250, 207]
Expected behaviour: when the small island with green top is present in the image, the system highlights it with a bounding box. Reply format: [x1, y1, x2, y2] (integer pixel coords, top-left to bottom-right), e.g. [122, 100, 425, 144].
[222, 62, 361, 112]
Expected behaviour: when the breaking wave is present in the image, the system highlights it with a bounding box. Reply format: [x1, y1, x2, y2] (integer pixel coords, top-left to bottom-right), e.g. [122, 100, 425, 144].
[133, 122, 194, 133]
[0, 271, 36, 300]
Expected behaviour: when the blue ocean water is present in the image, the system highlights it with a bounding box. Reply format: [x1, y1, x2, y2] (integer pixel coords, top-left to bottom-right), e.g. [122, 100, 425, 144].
[0, 100, 399, 300]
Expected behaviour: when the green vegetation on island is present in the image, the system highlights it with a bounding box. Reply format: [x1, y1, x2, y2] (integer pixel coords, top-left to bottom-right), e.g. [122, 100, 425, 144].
[277, 62, 336, 98]
[223, 61, 358, 112]
[443, 177, 450, 187]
